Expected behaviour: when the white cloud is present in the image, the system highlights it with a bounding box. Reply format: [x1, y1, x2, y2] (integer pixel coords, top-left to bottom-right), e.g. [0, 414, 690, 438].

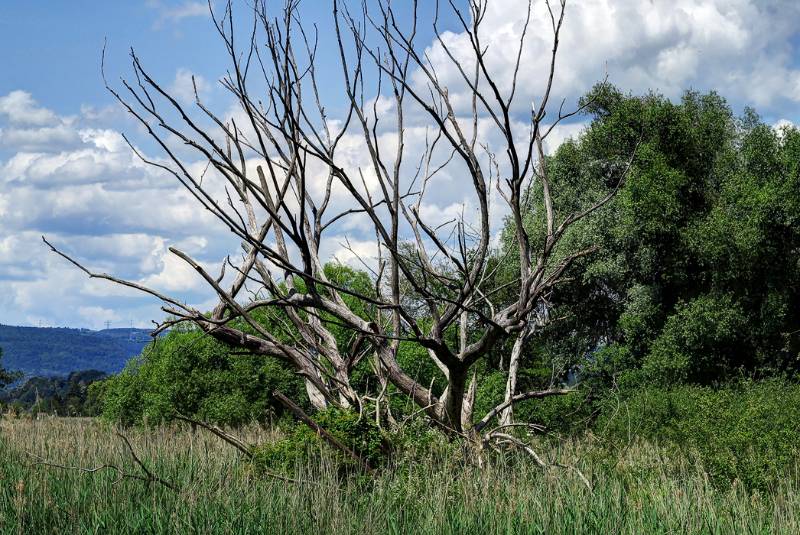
[773, 118, 797, 140]
[169, 68, 210, 105]
[421, 0, 800, 115]
[0, 91, 85, 153]
[3, 0, 800, 331]
[147, 1, 209, 29]
[0, 90, 60, 126]
[78, 306, 122, 330]
[321, 237, 380, 271]
[0, 91, 227, 328]
[0, 123, 81, 151]
[140, 250, 205, 292]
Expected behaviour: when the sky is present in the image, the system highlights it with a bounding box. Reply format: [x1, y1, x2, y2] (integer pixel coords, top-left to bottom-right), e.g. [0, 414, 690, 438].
[1, 0, 799, 330]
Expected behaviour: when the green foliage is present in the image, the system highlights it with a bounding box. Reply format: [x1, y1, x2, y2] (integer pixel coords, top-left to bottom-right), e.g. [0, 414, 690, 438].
[497, 86, 800, 393]
[517, 392, 591, 436]
[98, 327, 305, 427]
[473, 370, 506, 421]
[252, 407, 387, 473]
[638, 294, 747, 385]
[3, 417, 800, 534]
[597, 380, 800, 490]
[394, 339, 446, 397]
[388, 417, 456, 460]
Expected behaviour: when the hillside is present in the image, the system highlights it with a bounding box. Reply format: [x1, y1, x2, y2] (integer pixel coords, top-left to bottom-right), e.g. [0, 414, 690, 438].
[0, 325, 152, 377]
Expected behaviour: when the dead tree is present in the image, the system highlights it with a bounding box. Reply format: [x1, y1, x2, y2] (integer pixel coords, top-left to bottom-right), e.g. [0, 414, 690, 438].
[46, 0, 632, 449]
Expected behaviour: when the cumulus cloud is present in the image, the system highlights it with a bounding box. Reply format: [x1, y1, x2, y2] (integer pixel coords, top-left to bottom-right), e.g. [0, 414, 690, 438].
[774, 118, 796, 130]
[0, 90, 60, 126]
[78, 306, 122, 330]
[0, 91, 84, 152]
[320, 236, 381, 272]
[422, 0, 800, 116]
[773, 118, 797, 140]
[0, 123, 81, 152]
[0, 92, 225, 328]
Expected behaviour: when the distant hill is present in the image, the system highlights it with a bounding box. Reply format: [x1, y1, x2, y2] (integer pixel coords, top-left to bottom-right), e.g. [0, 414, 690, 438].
[0, 325, 153, 378]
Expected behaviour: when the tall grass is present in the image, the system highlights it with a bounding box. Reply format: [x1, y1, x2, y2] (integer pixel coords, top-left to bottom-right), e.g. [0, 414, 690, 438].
[1, 416, 798, 534]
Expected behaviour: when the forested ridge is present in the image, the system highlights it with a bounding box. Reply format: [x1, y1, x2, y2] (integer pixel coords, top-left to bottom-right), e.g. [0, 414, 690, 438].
[0, 324, 151, 377]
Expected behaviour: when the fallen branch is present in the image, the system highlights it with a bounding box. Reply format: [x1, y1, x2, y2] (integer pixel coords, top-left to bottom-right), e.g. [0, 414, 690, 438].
[483, 431, 592, 492]
[116, 432, 179, 490]
[173, 413, 321, 486]
[26, 432, 178, 492]
[474, 388, 572, 432]
[174, 413, 252, 458]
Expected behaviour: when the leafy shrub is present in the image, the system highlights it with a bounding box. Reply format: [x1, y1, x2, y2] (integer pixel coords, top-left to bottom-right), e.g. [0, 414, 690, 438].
[515, 391, 591, 436]
[97, 327, 306, 427]
[389, 417, 459, 462]
[596, 379, 800, 490]
[473, 370, 505, 421]
[639, 294, 747, 385]
[252, 407, 388, 475]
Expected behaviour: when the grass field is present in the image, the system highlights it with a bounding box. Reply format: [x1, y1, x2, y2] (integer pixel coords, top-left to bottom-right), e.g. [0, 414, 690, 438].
[1, 416, 798, 534]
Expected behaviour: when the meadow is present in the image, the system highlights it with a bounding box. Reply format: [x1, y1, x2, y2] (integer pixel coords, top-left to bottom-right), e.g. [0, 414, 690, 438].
[1, 416, 798, 534]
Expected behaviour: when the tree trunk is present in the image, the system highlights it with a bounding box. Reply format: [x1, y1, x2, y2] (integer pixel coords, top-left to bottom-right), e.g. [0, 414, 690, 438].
[461, 373, 477, 431]
[441, 368, 468, 432]
[500, 331, 526, 426]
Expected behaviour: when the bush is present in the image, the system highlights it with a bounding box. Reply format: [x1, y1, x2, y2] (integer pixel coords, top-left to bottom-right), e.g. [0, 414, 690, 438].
[639, 294, 747, 385]
[596, 379, 800, 490]
[97, 328, 306, 427]
[515, 391, 592, 436]
[252, 407, 388, 475]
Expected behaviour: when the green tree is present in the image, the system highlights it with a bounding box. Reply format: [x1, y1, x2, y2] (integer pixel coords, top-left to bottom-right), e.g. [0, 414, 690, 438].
[496, 86, 800, 394]
[98, 325, 307, 427]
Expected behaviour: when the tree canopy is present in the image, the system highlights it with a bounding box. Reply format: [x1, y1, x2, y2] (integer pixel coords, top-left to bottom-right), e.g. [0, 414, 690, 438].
[495, 85, 800, 395]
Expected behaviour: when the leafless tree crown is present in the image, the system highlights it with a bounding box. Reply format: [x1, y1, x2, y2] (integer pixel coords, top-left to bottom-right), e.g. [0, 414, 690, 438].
[47, 0, 631, 441]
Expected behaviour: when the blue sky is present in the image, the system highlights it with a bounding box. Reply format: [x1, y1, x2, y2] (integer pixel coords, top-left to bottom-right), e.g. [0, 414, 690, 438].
[1, 0, 799, 330]
[0, 1, 440, 121]
[0, 2, 222, 114]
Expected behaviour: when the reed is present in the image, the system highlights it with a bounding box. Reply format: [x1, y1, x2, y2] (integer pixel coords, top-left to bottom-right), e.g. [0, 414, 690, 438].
[1, 416, 797, 534]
